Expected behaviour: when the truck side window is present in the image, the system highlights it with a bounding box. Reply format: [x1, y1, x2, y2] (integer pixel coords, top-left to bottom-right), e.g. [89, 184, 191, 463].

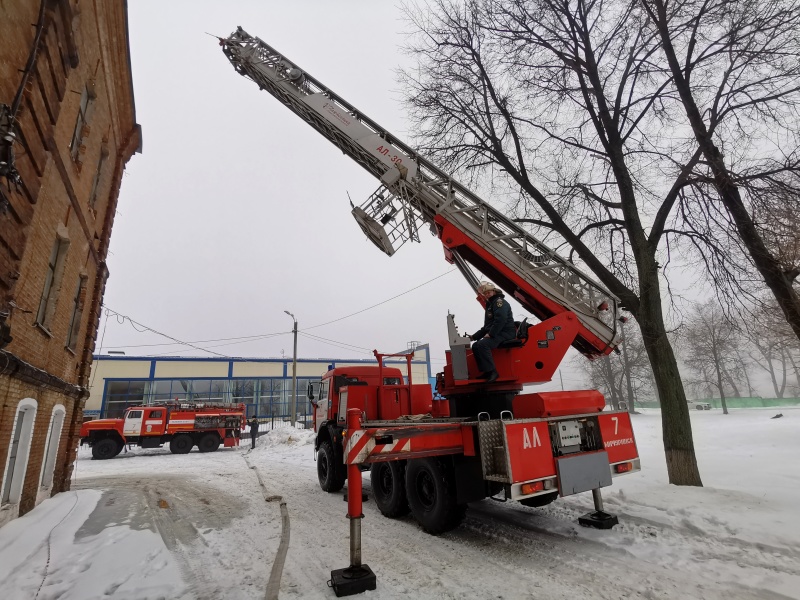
[150, 410, 163, 419]
[127, 410, 143, 419]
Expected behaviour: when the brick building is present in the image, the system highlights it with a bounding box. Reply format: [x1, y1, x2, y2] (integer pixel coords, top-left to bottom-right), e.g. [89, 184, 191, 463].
[0, 0, 140, 527]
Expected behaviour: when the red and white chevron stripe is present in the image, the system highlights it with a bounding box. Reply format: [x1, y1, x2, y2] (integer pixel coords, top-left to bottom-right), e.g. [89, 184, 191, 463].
[346, 430, 412, 464]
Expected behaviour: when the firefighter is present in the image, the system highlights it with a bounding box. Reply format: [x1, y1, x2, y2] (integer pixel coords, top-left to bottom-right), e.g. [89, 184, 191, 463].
[468, 282, 516, 383]
[249, 416, 259, 449]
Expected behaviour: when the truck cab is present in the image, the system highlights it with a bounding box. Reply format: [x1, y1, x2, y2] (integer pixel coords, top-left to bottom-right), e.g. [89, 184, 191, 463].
[308, 354, 449, 492]
[121, 406, 167, 440]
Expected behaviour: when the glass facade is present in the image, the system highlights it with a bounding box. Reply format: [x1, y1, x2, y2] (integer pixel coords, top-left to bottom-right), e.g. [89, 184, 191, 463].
[101, 377, 317, 425]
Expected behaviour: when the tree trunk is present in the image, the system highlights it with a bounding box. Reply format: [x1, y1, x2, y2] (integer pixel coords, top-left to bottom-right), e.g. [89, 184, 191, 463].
[602, 356, 621, 410]
[637, 262, 703, 485]
[763, 344, 783, 398]
[714, 358, 729, 415]
[734, 348, 755, 397]
[723, 369, 741, 398]
[787, 352, 800, 397]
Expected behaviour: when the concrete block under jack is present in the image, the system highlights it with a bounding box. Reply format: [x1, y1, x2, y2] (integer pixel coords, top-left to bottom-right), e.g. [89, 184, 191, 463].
[578, 510, 619, 529]
[330, 565, 377, 597]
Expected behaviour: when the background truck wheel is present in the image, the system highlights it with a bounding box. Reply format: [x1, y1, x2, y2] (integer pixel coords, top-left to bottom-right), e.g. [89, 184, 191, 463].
[318, 440, 346, 492]
[371, 461, 410, 518]
[405, 457, 465, 534]
[92, 438, 122, 460]
[519, 492, 558, 508]
[198, 433, 221, 453]
[169, 434, 194, 454]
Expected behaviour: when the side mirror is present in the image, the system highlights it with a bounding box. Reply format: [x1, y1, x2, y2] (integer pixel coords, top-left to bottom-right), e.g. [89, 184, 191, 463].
[307, 382, 315, 401]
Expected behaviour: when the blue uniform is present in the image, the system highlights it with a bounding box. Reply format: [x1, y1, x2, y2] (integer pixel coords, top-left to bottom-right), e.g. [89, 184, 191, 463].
[471, 292, 515, 377]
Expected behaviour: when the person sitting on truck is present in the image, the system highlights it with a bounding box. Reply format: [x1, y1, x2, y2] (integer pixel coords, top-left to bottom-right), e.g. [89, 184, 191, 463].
[468, 282, 516, 383]
[249, 416, 259, 449]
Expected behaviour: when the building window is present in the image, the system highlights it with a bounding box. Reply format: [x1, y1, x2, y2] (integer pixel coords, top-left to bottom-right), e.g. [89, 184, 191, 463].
[98, 377, 318, 424]
[39, 405, 66, 491]
[2, 399, 38, 506]
[66, 275, 87, 351]
[103, 380, 148, 418]
[69, 84, 96, 164]
[36, 236, 70, 331]
[88, 143, 109, 211]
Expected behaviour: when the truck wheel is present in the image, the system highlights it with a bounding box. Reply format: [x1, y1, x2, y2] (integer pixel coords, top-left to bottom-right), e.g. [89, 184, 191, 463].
[198, 433, 221, 453]
[519, 492, 558, 508]
[169, 434, 193, 454]
[92, 438, 122, 460]
[370, 461, 410, 518]
[318, 440, 346, 492]
[405, 457, 465, 535]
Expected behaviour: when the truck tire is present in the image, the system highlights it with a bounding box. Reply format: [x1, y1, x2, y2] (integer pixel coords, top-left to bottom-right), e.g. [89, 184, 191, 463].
[198, 433, 221, 453]
[519, 492, 558, 508]
[405, 457, 465, 535]
[92, 438, 122, 460]
[371, 461, 410, 518]
[169, 434, 194, 454]
[318, 440, 346, 492]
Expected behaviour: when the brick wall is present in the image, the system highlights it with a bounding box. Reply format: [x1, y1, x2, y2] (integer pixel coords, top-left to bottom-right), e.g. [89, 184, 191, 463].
[0, 0, 139, 524]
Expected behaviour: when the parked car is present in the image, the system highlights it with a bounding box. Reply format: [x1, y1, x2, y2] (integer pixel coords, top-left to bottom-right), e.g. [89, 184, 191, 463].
[689, 401, 712, 410]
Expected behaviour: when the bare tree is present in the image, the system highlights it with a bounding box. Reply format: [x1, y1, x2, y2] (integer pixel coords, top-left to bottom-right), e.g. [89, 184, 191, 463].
[640, 0, 800, 341]
[683, 301, 742, 413]
[583, 354, 625, 410]
[402, 0, 800, 485]
[580, 318, 654, 410]
[742, 297, 800, 398]
[401, 0, 705, 484]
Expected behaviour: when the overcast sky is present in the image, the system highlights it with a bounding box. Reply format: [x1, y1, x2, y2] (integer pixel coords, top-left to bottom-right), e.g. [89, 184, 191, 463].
[99, 0, 603, 391]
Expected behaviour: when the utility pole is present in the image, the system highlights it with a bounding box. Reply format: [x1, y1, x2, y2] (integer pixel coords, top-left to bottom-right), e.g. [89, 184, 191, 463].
[619, 316, 635, 414]
[284, 310, 298, 427]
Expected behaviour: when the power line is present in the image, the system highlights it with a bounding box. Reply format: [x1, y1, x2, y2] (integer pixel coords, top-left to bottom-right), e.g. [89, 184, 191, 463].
[102, 331, 286, 349]
[303, 270, 455, 330]
[102, 270, 455, 354]
[103, 307, 232, 358]
[299, 331, 374, 355]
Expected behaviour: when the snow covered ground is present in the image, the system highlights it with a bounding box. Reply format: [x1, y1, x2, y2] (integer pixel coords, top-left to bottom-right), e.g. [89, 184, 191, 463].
[0, 407, 798, 600]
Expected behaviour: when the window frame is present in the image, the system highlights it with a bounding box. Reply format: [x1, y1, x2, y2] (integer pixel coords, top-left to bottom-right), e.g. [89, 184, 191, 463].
[65, 274, 87, 351]
[35, 236, 70, 332]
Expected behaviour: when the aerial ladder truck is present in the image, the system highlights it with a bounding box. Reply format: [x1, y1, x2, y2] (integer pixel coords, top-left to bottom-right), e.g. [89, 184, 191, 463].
[220, 26, 638, 547]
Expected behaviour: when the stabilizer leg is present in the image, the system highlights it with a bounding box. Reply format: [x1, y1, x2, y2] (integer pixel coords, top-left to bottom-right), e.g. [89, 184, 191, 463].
[578, 488, 619, 530]
[330, 409, 377, 597]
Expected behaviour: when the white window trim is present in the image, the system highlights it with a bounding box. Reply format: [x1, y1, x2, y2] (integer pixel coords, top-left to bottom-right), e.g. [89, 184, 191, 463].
[1, 398, 39, 512]
[38, 405, 66, 495]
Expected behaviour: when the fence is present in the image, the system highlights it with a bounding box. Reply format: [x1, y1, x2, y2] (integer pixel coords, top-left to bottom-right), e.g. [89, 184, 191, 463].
[632, 397, 800, 410]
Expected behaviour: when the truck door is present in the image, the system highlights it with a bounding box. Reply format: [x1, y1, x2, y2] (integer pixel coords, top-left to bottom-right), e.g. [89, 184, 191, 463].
[315, 379, 329, 431]
[143, 408, 166, 436]
[123, 409, 144, 436]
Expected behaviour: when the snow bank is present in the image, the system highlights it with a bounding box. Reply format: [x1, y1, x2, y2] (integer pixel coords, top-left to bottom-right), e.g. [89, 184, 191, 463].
[0, 489, 188, 600]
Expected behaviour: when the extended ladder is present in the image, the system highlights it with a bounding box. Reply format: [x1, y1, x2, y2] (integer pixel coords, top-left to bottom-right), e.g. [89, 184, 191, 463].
[221, 28, 620, 357]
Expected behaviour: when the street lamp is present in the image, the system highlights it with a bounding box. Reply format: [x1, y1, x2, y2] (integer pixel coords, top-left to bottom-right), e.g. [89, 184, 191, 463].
[618, 316, 635, 414]
[284, 310, 298, 427]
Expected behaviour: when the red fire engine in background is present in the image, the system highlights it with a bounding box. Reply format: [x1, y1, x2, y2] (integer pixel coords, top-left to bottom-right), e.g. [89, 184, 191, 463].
[220, 29, 640, 538]
[80, 402, 245, 460]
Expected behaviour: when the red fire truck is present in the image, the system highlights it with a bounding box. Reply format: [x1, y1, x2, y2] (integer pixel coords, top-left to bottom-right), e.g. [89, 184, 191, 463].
[220, 29, 640, 536]
[80, 402, 245, 460]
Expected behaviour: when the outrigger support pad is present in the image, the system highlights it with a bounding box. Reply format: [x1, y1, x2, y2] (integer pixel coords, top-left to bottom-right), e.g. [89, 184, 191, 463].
[330, 565, 377, 597]
[579, 488, 619, 530]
